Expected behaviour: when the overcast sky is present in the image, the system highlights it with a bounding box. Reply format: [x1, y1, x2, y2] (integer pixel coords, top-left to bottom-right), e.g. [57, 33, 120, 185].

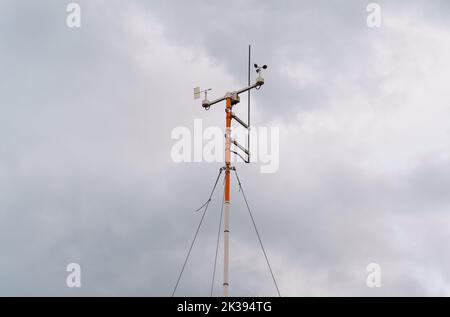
[1, 0, 450, 296]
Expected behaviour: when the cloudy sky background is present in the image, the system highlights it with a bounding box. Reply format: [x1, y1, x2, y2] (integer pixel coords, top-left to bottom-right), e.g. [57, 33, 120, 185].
[1, 0, 450, 296]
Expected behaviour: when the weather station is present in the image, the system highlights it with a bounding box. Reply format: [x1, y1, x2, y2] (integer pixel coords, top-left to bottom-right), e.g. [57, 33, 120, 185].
[172, 46, 279, 298]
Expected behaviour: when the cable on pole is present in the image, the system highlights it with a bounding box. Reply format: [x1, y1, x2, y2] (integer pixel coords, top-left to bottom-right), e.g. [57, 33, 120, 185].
[247, 44, 251, 160]
[210, 182, 225, 297]
[233, 169, 281, 297]
[172, 168, 224, 297]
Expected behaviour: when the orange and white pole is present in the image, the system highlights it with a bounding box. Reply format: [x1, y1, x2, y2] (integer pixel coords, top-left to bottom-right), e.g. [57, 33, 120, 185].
[197, 54, 266, 296]
[223, 97, 232, 297]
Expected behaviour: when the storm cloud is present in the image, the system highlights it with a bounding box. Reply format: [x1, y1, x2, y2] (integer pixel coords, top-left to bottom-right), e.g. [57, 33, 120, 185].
[1, 0, 450, 296]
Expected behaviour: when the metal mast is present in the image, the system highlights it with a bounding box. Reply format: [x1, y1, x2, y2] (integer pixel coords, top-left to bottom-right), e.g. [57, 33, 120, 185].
[224, 97, 231, 297]
[194, 47, 267, 296]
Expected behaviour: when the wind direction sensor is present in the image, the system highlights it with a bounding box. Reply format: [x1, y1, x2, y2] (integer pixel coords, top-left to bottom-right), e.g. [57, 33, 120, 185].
[193, 87, 212, 109]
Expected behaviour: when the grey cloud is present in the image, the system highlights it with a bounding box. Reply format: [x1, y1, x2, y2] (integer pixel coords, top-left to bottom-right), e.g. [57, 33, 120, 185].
[1, 0, 450, 296]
